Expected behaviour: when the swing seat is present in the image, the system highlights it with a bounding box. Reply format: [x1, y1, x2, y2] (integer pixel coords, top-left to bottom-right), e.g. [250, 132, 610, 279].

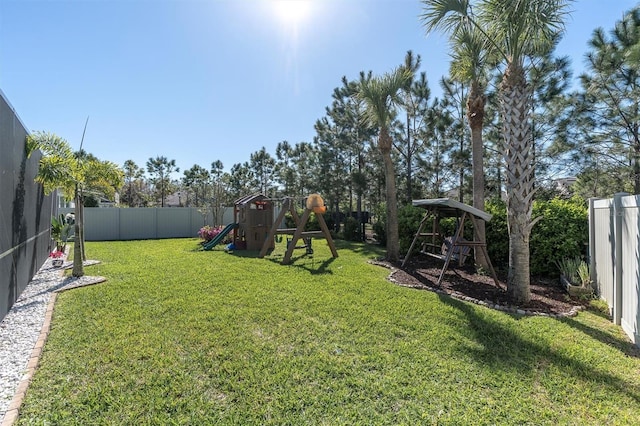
[441, 236, 471, 264]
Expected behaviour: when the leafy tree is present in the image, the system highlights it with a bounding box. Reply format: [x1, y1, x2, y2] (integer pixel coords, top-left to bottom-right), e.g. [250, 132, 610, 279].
[249, 147, 276, 196]
[183, 164, 210, 207]
[396, 51, 431, 203]
[275, 141, 296, 196]
[415, 97, 457, 198]
[228, 162, 255, 200]
[122, 159, 145, 207]
[357, 66, 413, 262]
[439, 78, 470, 203]
[210, 160, 228, 225]
[576, 7, 640, 194]
[146, 156, 179, 207]
[314, 116, 350, 230]
[290, 142, 317, 199]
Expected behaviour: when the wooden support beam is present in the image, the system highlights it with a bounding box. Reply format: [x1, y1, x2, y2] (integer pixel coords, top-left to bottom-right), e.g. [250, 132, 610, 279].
[282, 208, 312, 264]
[259, 198, 292, 258]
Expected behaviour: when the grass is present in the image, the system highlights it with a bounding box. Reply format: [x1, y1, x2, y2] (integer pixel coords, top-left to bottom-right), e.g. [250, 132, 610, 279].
[17, 238, 640, 425]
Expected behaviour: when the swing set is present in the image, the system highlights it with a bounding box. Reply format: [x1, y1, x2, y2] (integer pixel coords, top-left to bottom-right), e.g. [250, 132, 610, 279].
[402, 198, 501, 288]
[258, 194, 338, 264]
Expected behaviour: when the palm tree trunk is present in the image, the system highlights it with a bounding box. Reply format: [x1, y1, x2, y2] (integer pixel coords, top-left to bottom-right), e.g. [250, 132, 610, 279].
[72, 190, 84, 277]
[380, 127, 400, 262]
[467, 84, 489, 270]
[501, 63, 534, 304]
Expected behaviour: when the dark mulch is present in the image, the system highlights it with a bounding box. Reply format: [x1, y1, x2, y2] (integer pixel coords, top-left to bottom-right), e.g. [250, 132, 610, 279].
[383, 256, 590, 316]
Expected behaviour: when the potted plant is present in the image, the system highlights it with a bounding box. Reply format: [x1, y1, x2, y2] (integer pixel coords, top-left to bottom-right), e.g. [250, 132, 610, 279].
[51, 213, 73, 252]
[49, 250, 65, 267]
[556, 257, 593, 298]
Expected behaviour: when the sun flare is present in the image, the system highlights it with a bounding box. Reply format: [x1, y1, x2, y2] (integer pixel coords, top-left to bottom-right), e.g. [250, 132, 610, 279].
[272, 0, 312, 25]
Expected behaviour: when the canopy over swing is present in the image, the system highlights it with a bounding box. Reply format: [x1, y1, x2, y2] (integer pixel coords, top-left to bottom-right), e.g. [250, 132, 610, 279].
[401, 198, 501, 288]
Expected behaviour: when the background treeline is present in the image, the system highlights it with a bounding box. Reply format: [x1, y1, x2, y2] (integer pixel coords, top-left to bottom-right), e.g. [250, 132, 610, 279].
[95, 6, 639, 273]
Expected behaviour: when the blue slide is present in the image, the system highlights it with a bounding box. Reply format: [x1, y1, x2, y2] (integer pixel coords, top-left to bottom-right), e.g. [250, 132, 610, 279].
[203, 223, 238, 251]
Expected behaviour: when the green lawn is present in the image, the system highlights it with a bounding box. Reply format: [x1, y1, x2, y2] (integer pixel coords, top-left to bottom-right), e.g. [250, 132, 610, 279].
[17, 239, 640, 425]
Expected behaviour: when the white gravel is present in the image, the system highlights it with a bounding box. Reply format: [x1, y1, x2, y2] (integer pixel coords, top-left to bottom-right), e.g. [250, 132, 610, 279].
[0, 256, 65, 420]
[0, 255, 104, 422]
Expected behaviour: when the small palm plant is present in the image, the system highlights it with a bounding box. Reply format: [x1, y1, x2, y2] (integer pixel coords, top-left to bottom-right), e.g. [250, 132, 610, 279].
[555, 257, 581, 285]
[576, 261, 592, 288]
[51, 214, 72, 252]
[556, 256, 593, 297]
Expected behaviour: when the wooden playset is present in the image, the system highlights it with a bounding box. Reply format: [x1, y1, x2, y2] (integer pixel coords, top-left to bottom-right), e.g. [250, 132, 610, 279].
[259, 194, 338, 264]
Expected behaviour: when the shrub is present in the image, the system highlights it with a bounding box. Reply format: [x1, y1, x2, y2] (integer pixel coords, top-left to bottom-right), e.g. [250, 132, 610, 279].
[372, 210, 386, 246]
[485, 199, 509, 270]
[284, 209, 321, 232]
[198, 225, 222, 242]
[343, 216, 360, 241]
[530, 196, 588, 275]
[398, 204, 426, 254]
[555, 257, 582, 284]
[485, 196, 588, 275]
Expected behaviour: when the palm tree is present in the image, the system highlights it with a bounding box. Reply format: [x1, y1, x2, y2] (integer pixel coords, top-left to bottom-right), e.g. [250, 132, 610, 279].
[357, 66, 413, 262]
[421, 0, 570, 303]
[422, 9, 494, 269]
[27, 132, 123, 277]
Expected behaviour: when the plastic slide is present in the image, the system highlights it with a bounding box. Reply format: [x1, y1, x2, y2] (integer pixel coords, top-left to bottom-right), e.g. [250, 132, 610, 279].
[203, 223, 238, 251]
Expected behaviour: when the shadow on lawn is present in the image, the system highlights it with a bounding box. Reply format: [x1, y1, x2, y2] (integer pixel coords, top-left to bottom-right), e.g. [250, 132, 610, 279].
[334, 240, 384, 257]
[561, 315, 640, 358]
[438, 294, 640, 404]
[264, 253, 336, 275]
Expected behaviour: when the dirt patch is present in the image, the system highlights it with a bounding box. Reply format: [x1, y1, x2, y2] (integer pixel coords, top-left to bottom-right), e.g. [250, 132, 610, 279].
[375, 256, 589, 317]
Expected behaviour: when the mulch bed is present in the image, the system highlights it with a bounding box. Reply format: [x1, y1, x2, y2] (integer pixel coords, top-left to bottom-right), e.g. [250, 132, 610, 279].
[375, 256, 590, 317]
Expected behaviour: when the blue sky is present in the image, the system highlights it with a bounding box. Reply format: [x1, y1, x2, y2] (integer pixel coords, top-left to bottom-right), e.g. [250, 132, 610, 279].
[1, 0, 638, 178]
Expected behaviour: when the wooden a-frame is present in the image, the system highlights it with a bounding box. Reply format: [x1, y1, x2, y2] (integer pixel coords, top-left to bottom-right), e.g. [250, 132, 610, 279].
[258, 197, 338, 264]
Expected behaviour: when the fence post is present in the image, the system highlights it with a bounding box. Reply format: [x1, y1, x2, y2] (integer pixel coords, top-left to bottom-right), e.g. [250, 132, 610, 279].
[613, 192, 627, 325]
[588, 197, 597, 293]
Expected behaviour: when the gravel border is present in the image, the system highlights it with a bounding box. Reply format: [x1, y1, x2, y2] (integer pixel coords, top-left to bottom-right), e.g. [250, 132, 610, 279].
[0, 255, 105, 425]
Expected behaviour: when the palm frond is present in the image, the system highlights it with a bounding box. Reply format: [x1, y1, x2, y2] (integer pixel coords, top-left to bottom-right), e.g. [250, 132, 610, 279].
[357, 66, 413, 129]
[420, 0, 471, 34]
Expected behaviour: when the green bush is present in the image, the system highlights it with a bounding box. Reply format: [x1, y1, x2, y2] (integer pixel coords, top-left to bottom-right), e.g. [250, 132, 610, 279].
[284, 209, 320, 231]
[372, 210, 386, 246]
[485, 199, 509, 270]
[343, 216, 360, 241]
[398, 204, 427, 254]
[485, 196, 588, 275]
[530, 196, 588, 275]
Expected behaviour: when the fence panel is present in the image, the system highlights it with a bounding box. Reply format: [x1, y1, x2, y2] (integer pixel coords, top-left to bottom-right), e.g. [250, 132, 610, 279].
[591, 194, 640, 345]
[119, 208, 157, 240]
[60, 207, 233, 241]
[592, 199, 615, 312]
[157, 208, 192, 239]
[621, 196, 640, 343]
[84, 208, 120, 241]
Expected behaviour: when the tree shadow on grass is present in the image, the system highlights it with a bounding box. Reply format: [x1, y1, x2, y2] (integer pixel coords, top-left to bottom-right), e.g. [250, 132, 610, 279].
[264, 254, 336, 275]
[560, 315, 640, 358]
[437, 293, 640, 404]
[334, 240, 384, 257]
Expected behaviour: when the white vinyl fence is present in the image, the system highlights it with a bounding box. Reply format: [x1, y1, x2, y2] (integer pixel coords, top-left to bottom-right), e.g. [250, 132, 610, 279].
[590, 193, 640, 345]
[59, 207, 235, 241]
